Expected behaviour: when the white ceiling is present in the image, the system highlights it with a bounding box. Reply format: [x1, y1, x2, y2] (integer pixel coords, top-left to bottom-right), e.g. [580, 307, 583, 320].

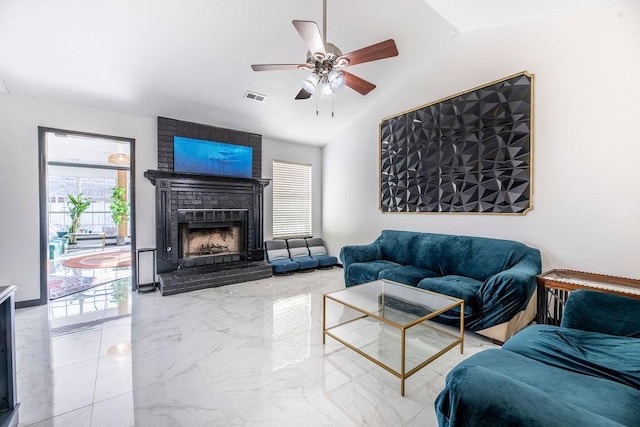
[426, 0, 638, 32]
[0, 0, 636, 146]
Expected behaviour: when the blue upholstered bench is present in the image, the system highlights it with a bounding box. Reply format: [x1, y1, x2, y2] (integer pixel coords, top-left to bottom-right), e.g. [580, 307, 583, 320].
[264, 240, 299, 274]
[264, 237, 338, 274]
[305, 237, 338, 268]
[286, 239, 319, 271]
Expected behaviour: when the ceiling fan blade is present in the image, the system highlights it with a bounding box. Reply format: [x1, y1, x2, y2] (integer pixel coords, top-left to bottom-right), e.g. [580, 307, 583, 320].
[292, 20, 326, 57]
[295, 88, 312, 100]
[343, 71, 376, 96]
[251, 64, 307, 72]
[339, 39, 398, 67]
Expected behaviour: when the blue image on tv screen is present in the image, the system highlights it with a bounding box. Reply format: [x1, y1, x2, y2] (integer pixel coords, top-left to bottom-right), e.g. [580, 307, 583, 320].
[173, 136, 253, 178]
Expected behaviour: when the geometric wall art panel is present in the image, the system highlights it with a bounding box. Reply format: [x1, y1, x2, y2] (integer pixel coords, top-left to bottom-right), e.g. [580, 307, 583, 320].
[380, 71, 533, 214]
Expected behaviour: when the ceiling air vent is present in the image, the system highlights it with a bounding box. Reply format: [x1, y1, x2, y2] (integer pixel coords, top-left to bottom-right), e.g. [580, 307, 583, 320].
[244, 91, 267, 103]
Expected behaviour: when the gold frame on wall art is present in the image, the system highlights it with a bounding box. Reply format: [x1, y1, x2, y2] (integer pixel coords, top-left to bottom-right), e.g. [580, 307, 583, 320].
[378, 71, 534, 215]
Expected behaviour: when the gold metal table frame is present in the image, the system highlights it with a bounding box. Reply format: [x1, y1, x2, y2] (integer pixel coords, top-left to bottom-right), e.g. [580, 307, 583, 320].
[322, 279, 464, 396]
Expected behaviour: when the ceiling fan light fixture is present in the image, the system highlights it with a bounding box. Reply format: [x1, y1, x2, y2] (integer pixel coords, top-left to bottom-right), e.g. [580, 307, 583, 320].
[320, 81, 334, 98]
[302, 73, 320, 94]
[328, 70, 345, 91]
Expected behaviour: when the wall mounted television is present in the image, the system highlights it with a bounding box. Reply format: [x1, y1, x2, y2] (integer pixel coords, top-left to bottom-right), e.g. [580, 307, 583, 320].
[173, 136, 253, 178]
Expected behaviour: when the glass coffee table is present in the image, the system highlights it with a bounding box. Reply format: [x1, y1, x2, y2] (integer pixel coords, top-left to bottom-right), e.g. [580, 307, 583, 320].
[323, 279, 464, 396]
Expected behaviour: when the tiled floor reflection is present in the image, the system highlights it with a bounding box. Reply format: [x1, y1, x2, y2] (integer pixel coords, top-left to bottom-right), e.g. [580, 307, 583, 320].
[48, 245, 131, 303]
[16, 268, 497, 426]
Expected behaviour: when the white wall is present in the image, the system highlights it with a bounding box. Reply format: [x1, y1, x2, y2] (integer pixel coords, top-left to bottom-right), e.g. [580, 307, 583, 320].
[261, 137, 323, 241]
[0, 95, 157, 303]
[323, 4, 640, 278]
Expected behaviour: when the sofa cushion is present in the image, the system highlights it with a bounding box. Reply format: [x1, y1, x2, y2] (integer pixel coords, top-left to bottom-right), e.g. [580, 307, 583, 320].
[436, 348, 640, 427]
[378, 230, 530, 281]
[289, 247, 310, 257]
[561, 289, 640, 337]
[309, 246, 327, 256]
[269, 258, 299, 274]
[290, 256, 319, 270]
[312, 254, 338, 267]
[306, 237, 327, 254]
[377, 230, 422, 266]
[267, 248, 290, 261]
[346, 260, 400, 285]
[378, 265, 440, 286]
[504, 325, 640, 389]
[265, 239, 289, 259]
[417, 275, 481, 315]
[423, 234, 528, 281]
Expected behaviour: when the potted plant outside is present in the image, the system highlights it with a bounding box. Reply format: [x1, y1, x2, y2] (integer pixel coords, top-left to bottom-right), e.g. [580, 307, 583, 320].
[67, 193, 91, 244]
[110, 186, 130, 246]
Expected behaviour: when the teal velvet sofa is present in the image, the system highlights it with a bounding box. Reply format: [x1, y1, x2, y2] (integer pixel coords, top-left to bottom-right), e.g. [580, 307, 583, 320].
[339, 230, 541, 342]
[435, 289, 640, 426]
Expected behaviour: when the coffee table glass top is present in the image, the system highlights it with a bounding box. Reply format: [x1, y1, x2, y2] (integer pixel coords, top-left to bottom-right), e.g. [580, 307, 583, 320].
[325, 279, 462, 327]
[323, 279, 464, 395]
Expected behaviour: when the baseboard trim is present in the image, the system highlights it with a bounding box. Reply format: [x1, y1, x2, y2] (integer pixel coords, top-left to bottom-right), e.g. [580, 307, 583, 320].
[16, 299, 42, 309]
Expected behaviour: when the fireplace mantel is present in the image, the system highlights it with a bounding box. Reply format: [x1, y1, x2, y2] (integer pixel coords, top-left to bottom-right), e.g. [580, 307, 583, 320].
[144, 170, 270, 188]
[144, 169, 271, 292]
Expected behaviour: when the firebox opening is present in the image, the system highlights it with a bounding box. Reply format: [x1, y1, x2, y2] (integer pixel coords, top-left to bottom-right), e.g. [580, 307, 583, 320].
[179, 224, 243, 259]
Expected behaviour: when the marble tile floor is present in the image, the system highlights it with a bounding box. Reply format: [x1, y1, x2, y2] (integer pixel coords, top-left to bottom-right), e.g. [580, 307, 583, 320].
[15, 268, 497, 426]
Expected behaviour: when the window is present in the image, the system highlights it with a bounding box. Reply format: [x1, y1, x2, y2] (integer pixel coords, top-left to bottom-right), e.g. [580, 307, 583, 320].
[48, 175, 119, 235]
[273, 160, 311, 238]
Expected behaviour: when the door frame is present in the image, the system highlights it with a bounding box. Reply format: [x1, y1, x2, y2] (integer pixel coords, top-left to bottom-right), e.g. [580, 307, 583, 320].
[38, 127, 137, 305]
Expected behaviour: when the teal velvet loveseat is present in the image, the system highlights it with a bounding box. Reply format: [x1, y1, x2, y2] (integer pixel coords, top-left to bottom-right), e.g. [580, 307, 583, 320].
[435, 289, 640, 426]
[339, 230, 541, 342]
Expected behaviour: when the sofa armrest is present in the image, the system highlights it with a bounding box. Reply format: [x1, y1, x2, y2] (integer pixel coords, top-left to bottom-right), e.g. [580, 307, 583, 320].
[469, 250, 540, 330]
[435, 360, 624, 427]
[478, 259, 538, 312]
[561, 289, 640, 337]
[339, 244, 381, 268]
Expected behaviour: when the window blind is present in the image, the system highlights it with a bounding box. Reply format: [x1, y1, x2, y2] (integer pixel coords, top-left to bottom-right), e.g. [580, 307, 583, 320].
[273, 160, 311, 238]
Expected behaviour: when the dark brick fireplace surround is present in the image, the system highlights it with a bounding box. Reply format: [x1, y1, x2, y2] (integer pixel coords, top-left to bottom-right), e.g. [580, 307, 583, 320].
[144, 117, 272, 295]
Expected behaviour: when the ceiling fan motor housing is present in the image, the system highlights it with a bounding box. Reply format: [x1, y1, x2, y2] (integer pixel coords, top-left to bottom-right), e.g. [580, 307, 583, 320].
[306, 42, 349, 76]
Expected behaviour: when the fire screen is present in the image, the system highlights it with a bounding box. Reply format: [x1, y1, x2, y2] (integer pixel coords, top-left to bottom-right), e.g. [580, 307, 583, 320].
[379, 72, 533, 214]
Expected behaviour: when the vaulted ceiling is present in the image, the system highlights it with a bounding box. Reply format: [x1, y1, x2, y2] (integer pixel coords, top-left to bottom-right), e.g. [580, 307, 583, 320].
[0, 0, 635, 145]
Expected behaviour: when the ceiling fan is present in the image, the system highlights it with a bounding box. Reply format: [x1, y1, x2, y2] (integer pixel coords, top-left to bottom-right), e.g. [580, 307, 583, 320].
[251, 0, 398, 101]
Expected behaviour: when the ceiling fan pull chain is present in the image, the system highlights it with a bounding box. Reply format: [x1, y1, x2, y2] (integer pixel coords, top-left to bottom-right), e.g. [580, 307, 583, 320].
[331, 93, 335, 118]
[316, 95, 319, 116]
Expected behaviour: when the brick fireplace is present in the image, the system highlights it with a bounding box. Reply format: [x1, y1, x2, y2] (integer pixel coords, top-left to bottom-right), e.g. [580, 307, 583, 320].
[144, 117, 272, 296]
